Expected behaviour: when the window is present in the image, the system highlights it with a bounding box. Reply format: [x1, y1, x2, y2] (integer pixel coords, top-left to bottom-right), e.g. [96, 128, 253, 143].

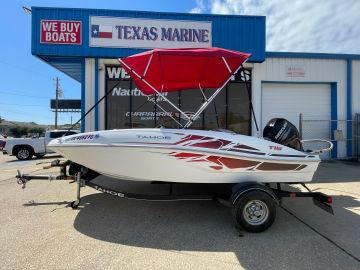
[105, 65, 252, 135]
[203, 88, 226, 130]
[179, 89, 204, 129]
[106, 79, 131, 129]
[227, 82, 251, 134]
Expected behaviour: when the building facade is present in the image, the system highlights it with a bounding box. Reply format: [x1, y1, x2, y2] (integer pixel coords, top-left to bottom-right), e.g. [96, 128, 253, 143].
[31, 7, 360, 159]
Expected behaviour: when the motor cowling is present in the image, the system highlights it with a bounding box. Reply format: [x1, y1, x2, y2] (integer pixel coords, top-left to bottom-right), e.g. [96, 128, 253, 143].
[263, 118, 302, 151]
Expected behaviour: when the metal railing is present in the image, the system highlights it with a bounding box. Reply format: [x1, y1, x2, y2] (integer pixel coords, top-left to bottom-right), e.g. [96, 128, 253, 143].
[300, 114, 360, 160]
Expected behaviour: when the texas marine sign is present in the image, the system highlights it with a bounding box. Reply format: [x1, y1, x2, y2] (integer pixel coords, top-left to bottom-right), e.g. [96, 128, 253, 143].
[89, 17, 212, 48]
[31, 7, 265, 61]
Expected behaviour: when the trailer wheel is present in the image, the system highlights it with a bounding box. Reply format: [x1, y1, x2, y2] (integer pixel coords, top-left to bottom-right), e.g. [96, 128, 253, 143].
[232, 190, 276, 232]
[15, 146, 34, 160]
[70, 200, 80, 209]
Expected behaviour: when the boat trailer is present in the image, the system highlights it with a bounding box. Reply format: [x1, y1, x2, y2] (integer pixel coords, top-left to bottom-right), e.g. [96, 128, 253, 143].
[15, 159, 333, 232]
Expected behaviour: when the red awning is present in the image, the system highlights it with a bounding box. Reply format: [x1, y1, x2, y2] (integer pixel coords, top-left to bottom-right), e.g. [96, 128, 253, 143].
[119, 48, 251, 95]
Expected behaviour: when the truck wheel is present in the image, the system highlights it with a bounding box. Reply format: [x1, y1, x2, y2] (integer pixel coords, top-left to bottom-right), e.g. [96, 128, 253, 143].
[15, 147, 34, 160]
[232, 190, 276, 233]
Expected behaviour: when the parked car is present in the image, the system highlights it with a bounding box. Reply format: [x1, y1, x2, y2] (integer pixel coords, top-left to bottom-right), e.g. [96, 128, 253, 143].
[2, 130, 78, 160]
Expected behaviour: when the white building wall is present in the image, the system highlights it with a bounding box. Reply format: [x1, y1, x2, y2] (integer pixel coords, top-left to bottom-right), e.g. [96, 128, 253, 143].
[253, 57, 348, 158]
[84, 58, 96, 132]
[352, 60, 360, 115]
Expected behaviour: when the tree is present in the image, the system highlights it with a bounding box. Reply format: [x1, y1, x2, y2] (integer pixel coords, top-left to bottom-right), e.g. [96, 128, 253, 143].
[8, 126, 41, 137]
[27, 127, 45, 136]
[19, 127, 28, 136]
[9, 127, 22, 137]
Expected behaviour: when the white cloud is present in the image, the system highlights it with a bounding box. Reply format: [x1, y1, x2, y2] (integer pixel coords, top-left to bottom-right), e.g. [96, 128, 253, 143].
[190, 0, 360, 53]
[190, 0, 206, 13]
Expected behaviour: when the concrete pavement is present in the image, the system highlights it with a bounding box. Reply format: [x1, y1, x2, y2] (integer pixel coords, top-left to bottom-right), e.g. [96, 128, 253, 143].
[0, 153, 359, 270]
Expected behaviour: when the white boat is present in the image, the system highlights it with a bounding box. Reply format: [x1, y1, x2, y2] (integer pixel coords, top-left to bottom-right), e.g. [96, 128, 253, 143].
[48, 48, 331, 184]
[48, 128, 320, 183]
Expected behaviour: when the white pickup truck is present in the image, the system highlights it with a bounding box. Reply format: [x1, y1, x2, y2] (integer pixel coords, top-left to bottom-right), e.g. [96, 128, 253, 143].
[2, 130, 78, 160]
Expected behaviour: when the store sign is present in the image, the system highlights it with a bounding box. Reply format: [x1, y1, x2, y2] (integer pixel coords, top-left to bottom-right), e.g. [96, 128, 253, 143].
[286, 65, 305, 77]
[106, 66, 168, 100]
[40, 20, 82, 44]
[90, 16, 212, 49]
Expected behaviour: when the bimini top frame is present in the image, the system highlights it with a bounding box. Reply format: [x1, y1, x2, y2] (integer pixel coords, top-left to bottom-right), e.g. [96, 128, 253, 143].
[118, 48, 251, 129]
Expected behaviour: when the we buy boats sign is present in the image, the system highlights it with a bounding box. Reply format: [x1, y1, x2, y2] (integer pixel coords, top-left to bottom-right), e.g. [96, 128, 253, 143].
[40, 20, 82, 44]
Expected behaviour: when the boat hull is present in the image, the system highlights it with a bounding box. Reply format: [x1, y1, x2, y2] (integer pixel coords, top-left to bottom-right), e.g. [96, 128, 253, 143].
[49, 129, 320, 184]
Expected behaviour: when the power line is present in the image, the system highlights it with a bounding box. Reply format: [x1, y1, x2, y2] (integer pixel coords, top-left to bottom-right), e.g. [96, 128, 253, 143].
[1, 108, 54, 120]
[0, 90, 52, 99]
[0, 59, 52, 79]
[0, 102, 44, 107]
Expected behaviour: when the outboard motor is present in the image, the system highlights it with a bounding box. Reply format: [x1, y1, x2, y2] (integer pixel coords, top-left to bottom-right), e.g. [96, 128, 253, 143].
[263, 118, 303, 151]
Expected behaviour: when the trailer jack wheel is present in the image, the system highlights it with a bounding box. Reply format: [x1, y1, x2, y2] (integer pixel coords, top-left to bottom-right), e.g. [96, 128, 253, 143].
[70, 200, 80, 209]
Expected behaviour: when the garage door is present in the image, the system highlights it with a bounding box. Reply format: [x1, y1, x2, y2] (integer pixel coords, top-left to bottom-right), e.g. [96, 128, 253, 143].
[262, 83, 331, 158]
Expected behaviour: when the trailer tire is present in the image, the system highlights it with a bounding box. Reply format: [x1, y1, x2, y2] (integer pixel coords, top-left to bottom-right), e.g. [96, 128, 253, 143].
[70, 200, 80, 209]
[232, 190, 276, 233]
[35, 154, 45, 159]
[15, 146, 34, 160]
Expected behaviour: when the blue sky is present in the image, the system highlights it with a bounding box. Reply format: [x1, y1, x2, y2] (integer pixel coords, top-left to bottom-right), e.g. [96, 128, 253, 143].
[1, 0, 359, 125]
[0, 0, 195, 125]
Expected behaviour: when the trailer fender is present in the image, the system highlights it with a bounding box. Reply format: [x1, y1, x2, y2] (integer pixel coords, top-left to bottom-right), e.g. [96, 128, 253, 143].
[230, 182, 279, 206]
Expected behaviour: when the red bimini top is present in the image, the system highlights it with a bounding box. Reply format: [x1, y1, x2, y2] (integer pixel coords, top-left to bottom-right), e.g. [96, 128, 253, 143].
[119, 47, 251, 95]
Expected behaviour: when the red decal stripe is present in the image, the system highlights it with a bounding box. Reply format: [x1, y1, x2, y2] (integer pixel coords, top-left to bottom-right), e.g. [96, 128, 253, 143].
[210, 166, 223, 170]
[175, 135, 204, 145]
[233, 144, 259, 151]
[172, 153, 204, 158]
[257, 163, 300, 171]
[206, 156, 223, 166]
[191, 141, 223, 149]
[218, 158, 260, 169]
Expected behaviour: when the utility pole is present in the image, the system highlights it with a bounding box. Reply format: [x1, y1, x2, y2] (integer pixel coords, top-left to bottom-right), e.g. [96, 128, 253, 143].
[54, 77, 60, 129]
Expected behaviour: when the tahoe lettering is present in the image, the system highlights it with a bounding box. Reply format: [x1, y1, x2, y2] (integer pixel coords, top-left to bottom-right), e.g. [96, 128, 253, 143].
[136, 135, 171, 140]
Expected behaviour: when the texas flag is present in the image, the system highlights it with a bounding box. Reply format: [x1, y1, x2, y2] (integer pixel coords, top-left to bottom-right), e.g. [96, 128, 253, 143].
[91, 25, 112, 38]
